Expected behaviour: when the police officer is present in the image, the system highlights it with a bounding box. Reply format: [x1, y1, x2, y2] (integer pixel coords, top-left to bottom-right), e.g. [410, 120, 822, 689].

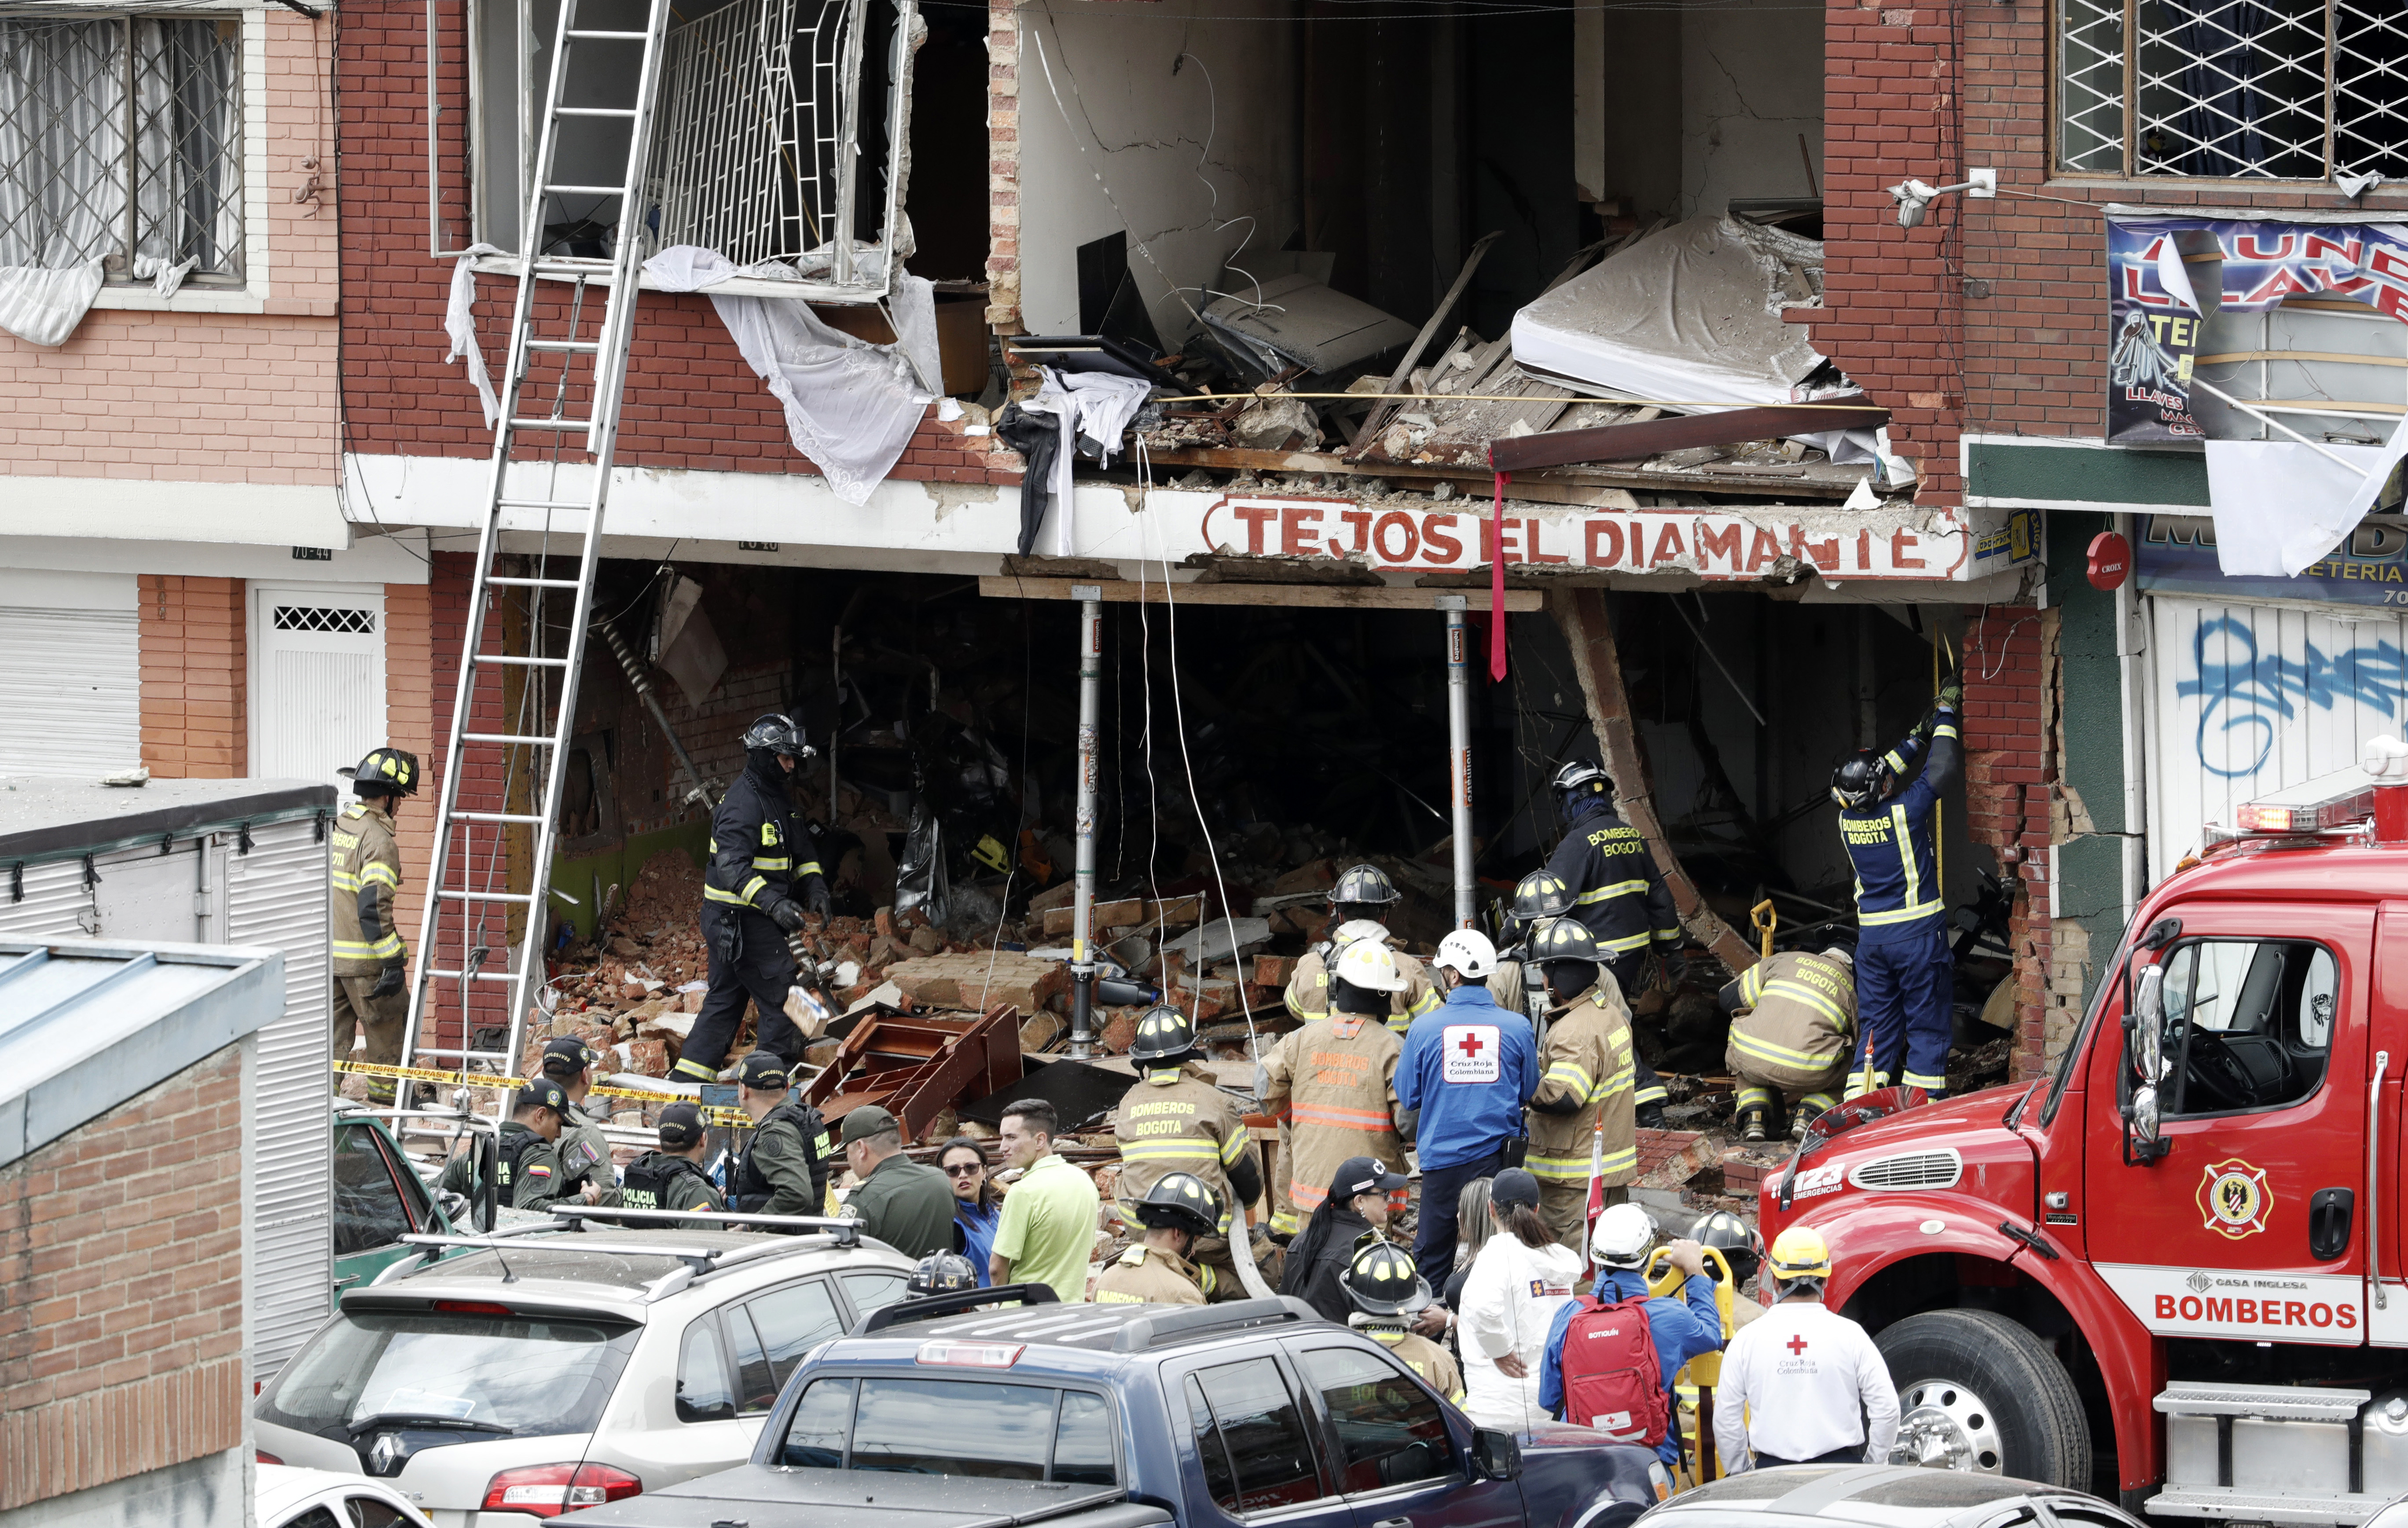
[1096, 1172, 1220, 1305]
[1283, 865, 1442, 1035]
[1718, 947, 1857, 1141]
[539, 1038, 620, 1205]
[1260, 940, 1412, 1239]
[1345, 1240, 1465, 1403]
[1541, 764, 1674, 1126]
[676, 714, 833, 1085]
[621, 1102, 724, 1221]
[1524, 920, 1638, 1252]
[1831, 683, 1962, 1099]
[839, 1104, 955, 1258]
[728, 1051, 834, 1227]
[331, 746, 419, 1105]
[908, 1250, 983, 1297]
[1110, 1005, 1267, 1300]
[443, 1080, 571, 1211]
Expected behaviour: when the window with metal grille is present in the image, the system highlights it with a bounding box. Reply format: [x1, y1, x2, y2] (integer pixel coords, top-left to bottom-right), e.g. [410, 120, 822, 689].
[2057, 0, 2408, 181]
[0, 14, 244, 283]
[274, 606, 376, 635]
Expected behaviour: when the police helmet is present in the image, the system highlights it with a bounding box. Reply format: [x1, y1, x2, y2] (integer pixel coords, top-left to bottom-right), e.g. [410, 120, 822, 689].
[1551, 758, 1613, 802]
[1128, 1004, 1197, 1064]
[1329, 863, 1402, 908]
[340, 746, 422, 797]
[1132, 1172, 1222, 1239]
[1829, 749, 1888, 808]
[1531, 918, 1601, 964]
[907, 1250, 981, 1296]
[1343, 1238, 1432, 1318]
[1688, 1209, 1765, 1286]
[1510, 869, 1577, 922]
[742, 712, 818, 760]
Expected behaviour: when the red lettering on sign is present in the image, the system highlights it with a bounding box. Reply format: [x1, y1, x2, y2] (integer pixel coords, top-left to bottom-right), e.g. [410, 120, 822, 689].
[2234, 232, 2297, 261]
[1856, 530, 1872, 570]
[2305, 233, 2365, 266]
[1650, 523, 1685, 567]
[1282, 505, 1324, 557]
[1891, 529, 1926, 570]
[1527, 519, 1569, 564]
[1373, 512, 1419, 564]
[1481, 516, 1522, 566]
[1697, 522, 1744, 571]
[1424, 515, 1464, 564]
[2237, 1298, 2257, 1322]
[2206, 1298, 2232, 1322]
[1789, 524, 1837, 572]
[2287, 1300, 2307, 1326]
[2241, 266, 2318, 306]
[1338, 509, 1374, 554]
[2374, 283, 2408, 323]
[2157, 1295, 2178, 1319]
[2179, 1296, 2202, 1321]
[1587, 519, 1624, 568]
[2310, 1303, 2334, 1328]
[1233, 505, 1276, 554]
[2341, 1304, 2360, 1329]
[1746, 527, 1783, 573]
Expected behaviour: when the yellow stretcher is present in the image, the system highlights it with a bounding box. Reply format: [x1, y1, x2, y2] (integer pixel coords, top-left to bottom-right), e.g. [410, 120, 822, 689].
[1646, 1244, 1740, 1488]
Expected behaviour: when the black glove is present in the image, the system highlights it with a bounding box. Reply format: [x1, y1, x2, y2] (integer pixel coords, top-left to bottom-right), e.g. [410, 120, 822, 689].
[1662, 948, 1690, 987]
[1936, 680, 1964, 711]
[369, 960, 406, 999]
[770, 899, 807, 933]
[802, 878, 833, 918]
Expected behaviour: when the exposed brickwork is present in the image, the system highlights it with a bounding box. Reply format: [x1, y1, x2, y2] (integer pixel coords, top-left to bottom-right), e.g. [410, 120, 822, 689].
[137, 576, 247, 779]
[424, 551, 508, 1046]
[1956, 606, 2051, 1080]
[387, 580, 437, 955]
[0, 1044, 248, 1511]
[986, 0, 1021, 331]
[334, 0, 1016, 483]
[0, 8, 337, 486]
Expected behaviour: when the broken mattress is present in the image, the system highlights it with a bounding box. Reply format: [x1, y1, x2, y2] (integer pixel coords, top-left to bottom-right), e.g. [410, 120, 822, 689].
[1510, 214, 1826, 408]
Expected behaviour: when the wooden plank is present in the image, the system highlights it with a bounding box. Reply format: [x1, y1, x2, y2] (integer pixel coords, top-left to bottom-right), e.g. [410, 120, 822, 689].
[980, 578, 1544, 612]
[1350, 231, 1505, 459]
[1490, 397, 1890, 472]
[1134, 445, 1858, 500]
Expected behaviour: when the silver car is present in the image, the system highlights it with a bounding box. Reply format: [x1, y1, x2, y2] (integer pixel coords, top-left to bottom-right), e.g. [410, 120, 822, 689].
[254, 1218, 917, 1527]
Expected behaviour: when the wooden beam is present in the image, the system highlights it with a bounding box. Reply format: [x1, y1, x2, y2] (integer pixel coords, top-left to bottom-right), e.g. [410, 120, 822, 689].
[979, 577, 1544, 612]
[1489, 397, 1890, 473]
[1135, 444, 1859, 500]
[1553, 587, 1758, 973]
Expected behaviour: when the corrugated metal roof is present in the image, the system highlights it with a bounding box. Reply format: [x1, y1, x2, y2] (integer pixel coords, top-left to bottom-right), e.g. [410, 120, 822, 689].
[0, 775, 334, 862]
[0, 938, 283, 1168]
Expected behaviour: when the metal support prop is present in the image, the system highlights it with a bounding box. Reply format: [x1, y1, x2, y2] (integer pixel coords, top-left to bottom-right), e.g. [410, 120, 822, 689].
[1069, 586, 1104, 1055]
[1439, 595, 1474, 928]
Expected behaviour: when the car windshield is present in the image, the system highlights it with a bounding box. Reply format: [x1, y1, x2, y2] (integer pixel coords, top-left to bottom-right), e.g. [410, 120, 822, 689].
[260, 1310, 639, 1440]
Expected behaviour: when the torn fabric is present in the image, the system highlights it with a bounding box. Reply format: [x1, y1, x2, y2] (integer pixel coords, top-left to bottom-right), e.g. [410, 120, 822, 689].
[889, 273, 942, 398]
[0, 261, 105, 346]
[445, 242, 503, 427]
[996, 403, 1063, 558]
[132, 253, 196, 299]
[999, 367, 1153, 555]
[2207, 419, 2408, 576]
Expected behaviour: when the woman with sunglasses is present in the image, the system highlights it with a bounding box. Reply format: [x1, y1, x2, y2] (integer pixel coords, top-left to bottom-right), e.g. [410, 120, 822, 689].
[940, 1135, 1004, 1286]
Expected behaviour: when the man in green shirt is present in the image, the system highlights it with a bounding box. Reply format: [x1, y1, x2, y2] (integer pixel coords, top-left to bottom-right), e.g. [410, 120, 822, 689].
[989, 1098, 1100, 1302]
[840, 1104, 956, 1257]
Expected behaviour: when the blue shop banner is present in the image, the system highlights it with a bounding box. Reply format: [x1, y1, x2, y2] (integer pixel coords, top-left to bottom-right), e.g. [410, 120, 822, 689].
[2138, 512, 2408, 605]
[2108, 216, 2408, 444]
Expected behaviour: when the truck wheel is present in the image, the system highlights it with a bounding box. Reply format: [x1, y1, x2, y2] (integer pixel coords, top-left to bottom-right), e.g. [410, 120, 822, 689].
[1874, 1308, 2090, 1487]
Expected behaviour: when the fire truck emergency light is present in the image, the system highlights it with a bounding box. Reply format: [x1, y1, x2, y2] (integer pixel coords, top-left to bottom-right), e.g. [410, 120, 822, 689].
[2233, 737, 2408, 840]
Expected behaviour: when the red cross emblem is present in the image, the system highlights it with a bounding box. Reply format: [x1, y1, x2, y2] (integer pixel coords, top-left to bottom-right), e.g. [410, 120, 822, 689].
[1456, 1032, 1487, 1060]
[1786, 1334, 1810, 1356]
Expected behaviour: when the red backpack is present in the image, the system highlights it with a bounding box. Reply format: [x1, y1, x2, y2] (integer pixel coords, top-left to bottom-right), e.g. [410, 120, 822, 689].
[1556, 1295, 1667, 1446]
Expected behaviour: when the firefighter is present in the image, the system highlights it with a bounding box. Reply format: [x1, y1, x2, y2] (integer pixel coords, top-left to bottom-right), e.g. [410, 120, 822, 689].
[1830, 683, 1962, 1099]
[1260, 940, 1412, 1239]
[1095, 1172, 1221, 1306]
[1344, 1239, 1465, 1403]
[1524, 919, 1637, 1253]
[1110, 1004, 1267, 1301]
[676, 714, 833, 1085]
[331, 746, 419, 1106]
[908, 1250, 983, 1297]
[1541, 761, 1674, 1126]
[727, 1051, 834, 1227]
[1282, 864, 1442, 1034]
[1490, 869, 1576, 1025]
[1718, 946, 1858, 1141]
[620, 1102, 724, 1221]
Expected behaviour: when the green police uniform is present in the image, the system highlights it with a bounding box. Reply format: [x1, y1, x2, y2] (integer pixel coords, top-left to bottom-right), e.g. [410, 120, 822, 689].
[442, 1120, 569, 1212]
[847, 1151, 958, 1259]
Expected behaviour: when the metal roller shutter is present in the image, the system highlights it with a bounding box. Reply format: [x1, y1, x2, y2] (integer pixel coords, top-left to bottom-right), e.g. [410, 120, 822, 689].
[0, 605, 140, 777]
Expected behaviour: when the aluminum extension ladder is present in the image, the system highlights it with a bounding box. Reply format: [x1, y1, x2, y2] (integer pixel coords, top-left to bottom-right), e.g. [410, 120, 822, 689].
[399, 0, 675, 1092]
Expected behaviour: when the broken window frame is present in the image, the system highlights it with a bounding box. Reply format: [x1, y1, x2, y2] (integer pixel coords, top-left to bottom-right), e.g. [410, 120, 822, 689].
[442, 0, 916, 301]
[2190, 289, 2408, 443]
[2055, 0, 2408, 183]
[0, 9, 247, 286]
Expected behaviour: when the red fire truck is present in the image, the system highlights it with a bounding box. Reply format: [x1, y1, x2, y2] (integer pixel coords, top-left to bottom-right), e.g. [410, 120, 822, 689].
[1759, 761, 2408, 1523]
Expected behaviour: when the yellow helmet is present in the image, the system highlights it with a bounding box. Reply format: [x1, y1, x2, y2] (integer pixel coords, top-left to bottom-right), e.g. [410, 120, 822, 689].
[1768, 1224, 1833, 1281]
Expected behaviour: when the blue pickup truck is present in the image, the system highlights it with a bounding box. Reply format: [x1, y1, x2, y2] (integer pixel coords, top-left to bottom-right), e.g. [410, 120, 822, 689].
[556, 1289, 1666, 1528]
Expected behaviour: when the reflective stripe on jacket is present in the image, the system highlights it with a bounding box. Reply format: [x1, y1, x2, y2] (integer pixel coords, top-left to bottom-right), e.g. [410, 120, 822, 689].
[330, 799, 404, 974]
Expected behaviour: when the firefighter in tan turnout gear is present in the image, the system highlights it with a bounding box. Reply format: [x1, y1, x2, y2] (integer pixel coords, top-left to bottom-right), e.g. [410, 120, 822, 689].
[1260, 940, 1413, 1238]
[1718, 947, 1858, 1142]
[331, 746, 418, 1106]
[1282, 864, 1443, 1033]
[1110, 1005, 1268, 1301]
[1524, 918, 1638, 1252]
[1094, 1172, 1222, 1306]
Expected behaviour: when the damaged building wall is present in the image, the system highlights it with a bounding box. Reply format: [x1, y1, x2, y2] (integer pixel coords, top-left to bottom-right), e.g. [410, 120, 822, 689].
[1010, 0, 1300, 343]
[1679, 0, 1823, 220]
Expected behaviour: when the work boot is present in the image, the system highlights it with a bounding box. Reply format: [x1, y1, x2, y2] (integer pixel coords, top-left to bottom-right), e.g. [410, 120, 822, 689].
[1790, 1103, 1820, 1141]
[1738, 1106, 1767, 1143]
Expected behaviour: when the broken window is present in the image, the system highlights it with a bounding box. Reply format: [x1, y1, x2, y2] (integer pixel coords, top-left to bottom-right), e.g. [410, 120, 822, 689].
[0, 14, 244, 283]
[2057, 0, 2408, 181]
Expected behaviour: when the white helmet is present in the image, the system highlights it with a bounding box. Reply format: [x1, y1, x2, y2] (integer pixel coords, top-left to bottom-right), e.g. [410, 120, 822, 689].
[1331, 918, 1390, 950]
[1821, 945, 1855, 966]
[1589, 1201, 1657, 1269]
[1334, 938, 1409, 994]
[1432, 929, 1498, 979]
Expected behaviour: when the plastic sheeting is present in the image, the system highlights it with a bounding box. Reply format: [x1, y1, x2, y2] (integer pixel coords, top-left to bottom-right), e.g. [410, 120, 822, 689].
[2205, 416, 2408, 576]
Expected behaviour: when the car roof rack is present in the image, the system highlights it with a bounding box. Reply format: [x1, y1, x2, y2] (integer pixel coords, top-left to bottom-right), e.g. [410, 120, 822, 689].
[548, 1205, 866, 1247]
[854, 1282, 1062, 1334]
[1110, 1298, 1320, 1352]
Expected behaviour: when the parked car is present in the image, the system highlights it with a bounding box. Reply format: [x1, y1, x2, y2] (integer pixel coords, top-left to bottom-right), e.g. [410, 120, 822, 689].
[549, 1287, 1669, 1528]
[254, 1218, 917, 1524]
[332, 1105, 484, 1297]
[1632, 1464, 2146, 1528]
[255, 1462, 436, 1528]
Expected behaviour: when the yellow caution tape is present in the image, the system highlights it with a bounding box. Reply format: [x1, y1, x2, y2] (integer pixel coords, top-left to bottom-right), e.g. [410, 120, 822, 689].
[333, 1059, 750, 1127]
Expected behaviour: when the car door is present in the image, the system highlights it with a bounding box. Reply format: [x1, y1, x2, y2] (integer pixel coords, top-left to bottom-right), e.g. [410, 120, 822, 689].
[332, 1121, 428, 1294]
[1169, 1347, 1356, 1528]
[2082, 904, 2373, 1348]
[603, 1275, 849, 1490]
[1285, 1338, 1520, 1528]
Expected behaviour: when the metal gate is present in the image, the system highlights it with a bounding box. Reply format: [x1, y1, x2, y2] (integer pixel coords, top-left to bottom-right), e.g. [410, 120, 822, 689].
[0, 593, 139, 777]
[252, 584, 385, 791]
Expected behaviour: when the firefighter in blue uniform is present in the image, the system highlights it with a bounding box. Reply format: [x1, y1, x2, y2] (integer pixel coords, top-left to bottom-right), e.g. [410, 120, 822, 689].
[1542, 760, 1677, 1126]
[675, 714, 834, 1083]
[1829, 681, 1963, 1099]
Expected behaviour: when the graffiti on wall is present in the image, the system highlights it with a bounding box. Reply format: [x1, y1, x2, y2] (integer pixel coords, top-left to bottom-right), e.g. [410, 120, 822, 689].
[2178, 615, 2408, 777]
